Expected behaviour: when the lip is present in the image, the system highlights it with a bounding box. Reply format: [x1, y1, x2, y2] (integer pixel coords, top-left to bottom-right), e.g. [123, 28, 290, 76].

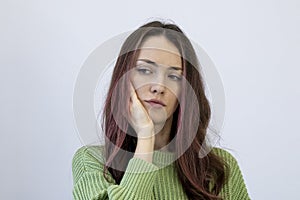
[145, 99, 166, 107]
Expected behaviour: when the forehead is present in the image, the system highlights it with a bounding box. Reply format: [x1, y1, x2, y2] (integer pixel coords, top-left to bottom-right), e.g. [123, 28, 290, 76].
[137, 36, 182, 69]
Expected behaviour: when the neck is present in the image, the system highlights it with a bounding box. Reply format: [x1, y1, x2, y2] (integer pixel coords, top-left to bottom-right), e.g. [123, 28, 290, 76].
[153, 116, 173, 151]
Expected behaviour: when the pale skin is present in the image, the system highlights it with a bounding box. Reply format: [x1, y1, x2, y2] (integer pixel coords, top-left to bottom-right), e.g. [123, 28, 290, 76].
[126, 36, 183, 163]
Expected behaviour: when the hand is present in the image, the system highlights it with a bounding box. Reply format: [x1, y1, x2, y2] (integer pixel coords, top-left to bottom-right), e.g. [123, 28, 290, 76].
[126, 81, 154, 139]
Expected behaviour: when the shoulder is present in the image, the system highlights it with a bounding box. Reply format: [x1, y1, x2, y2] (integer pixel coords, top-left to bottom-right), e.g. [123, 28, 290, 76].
[211, 147, 240, 168]
[72, 145, 107, 184]
[72, 145, 106, 164]
[211, 148, 251, 198]
[211, 147, 246, 183]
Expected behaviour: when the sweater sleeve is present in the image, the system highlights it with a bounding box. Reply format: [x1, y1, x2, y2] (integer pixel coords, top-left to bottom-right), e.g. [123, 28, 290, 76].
[213, 148, 251, 200]
[72, 146, 159, 200]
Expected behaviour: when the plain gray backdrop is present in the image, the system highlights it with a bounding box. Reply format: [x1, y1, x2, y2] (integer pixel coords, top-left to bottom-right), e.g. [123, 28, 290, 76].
[1, 0, 299, 199]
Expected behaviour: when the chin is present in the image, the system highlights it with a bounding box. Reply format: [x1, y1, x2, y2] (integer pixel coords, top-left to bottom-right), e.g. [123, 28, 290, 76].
[150, 114, 172, 125]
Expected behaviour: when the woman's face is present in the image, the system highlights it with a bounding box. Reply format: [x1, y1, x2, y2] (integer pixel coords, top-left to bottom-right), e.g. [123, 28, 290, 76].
[130, 35, 182, 124]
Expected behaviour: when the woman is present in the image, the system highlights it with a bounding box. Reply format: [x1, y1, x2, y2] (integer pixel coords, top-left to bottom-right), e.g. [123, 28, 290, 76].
[72, 20, 250, 199]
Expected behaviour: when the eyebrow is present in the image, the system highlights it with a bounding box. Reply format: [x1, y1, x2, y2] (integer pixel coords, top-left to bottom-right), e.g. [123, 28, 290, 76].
[137, 58, 182, 71]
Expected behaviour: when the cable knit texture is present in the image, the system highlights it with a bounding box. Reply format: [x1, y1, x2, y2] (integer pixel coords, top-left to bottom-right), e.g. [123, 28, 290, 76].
[72, 145, 250, 200]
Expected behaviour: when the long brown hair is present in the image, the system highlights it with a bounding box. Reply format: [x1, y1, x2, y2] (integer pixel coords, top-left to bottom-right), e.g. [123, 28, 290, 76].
[101, 20, 228, 199]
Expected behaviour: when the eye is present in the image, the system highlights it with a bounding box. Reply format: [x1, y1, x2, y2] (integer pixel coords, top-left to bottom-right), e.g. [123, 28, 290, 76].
[136, 67, 152, 75]
[168, 74, 182, 81]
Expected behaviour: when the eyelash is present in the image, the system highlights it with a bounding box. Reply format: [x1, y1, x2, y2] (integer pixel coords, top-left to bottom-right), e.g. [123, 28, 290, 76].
[136, 68, 182, 81]
[136, 68, 152, 74]
[169, 74, 182, 81]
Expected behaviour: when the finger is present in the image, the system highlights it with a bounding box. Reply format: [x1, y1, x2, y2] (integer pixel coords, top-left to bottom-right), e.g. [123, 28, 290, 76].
[129, 81, 140, 106]
[128, 81, 136, 115]
[122, 82, 133, 118]
[129, 81, 136, 100]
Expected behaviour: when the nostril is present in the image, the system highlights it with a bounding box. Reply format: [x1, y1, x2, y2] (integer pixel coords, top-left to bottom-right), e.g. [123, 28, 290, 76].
[152, 89, 164, 94]
[150, 83, 165, 94]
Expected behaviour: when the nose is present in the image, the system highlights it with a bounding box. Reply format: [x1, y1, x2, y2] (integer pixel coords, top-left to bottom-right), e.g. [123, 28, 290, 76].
[150, 83, 165, 94]
[150, 72, 166, 94]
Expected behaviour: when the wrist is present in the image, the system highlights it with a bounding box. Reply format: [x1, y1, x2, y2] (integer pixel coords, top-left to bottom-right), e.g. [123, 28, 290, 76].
[134, 135, 155, 163]
[136, 124, 154, 137]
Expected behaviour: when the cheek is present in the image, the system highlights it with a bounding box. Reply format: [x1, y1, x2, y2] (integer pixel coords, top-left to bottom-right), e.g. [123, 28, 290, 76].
[167, 85, 181, 101]
[167, 93, 179, 107]
[135, 87, 148, 100]
[167, 81, 181, 94]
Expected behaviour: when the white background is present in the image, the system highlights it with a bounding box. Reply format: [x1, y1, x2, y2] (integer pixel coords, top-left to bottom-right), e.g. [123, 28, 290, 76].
[1, 0, 299, 199]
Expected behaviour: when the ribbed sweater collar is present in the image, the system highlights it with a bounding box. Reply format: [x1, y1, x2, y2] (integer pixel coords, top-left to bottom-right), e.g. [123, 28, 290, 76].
[152, 150, 176, 167]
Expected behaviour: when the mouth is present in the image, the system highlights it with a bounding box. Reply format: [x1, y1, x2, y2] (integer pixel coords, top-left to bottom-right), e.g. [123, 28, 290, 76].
[145, 100, 166, 107]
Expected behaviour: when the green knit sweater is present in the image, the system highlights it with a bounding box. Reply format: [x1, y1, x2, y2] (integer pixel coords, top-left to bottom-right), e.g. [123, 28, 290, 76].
[72, 145, 250, 200]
